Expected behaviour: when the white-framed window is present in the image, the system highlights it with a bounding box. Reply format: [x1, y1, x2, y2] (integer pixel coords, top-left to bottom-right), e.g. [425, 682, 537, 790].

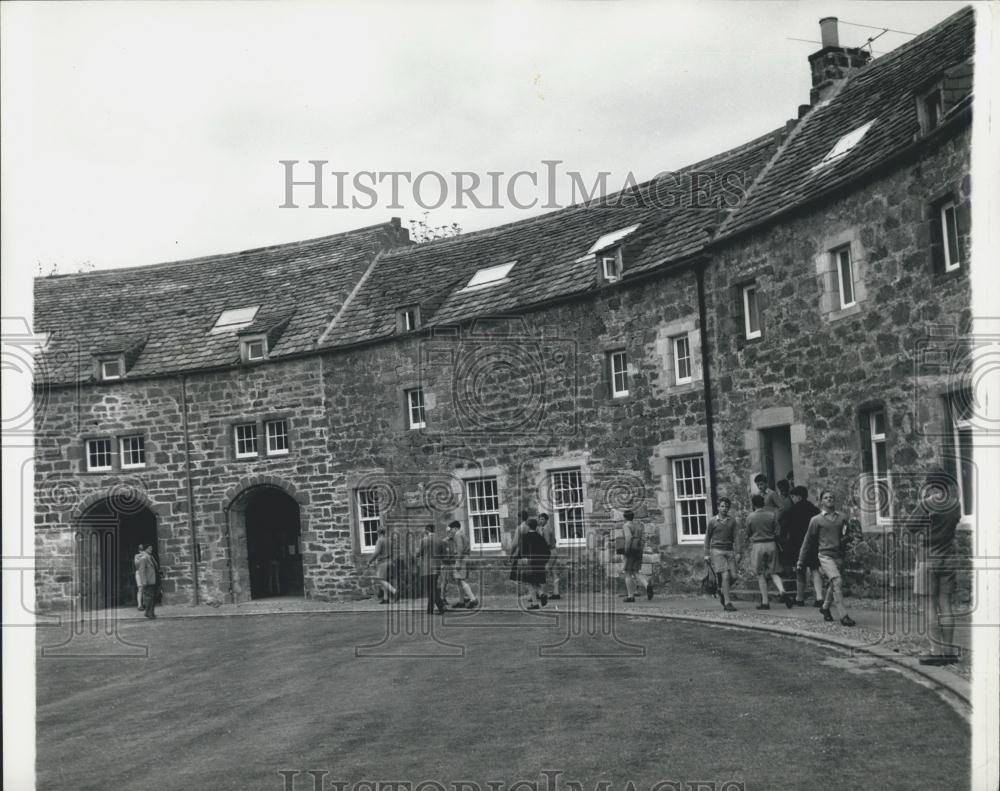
[672, 334, 692, 384]
[742, 285, 761, 339]
[119, 435, 146, 469]
[466, 477, 502, 550]
[866, 410, 891, 522]
[356, 488, 382, 552]
[609, 350, 629, 398]
[406, 388, 426, 429]
[402, 309, 417, 331]
[602, 254, 621, 282]
[234, 423, 259, 458]
[86, 438, 113, 472]
[948, 392, 975, 523]
[549, 468, 585, 545]
[265, 419, 289, 456]
[672, 456, 708, 543]
[834, 245, 856, 309]
[240, 336, 267, 362]
[100, 359, 123, 380]
[940, 201, 961, 272]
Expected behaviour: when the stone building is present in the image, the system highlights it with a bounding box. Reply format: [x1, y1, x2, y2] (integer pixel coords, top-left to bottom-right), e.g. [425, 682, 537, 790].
[33, 8, 976, 610]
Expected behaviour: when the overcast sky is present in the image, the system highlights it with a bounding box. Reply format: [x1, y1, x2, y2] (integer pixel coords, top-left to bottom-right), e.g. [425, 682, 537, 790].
[1, 1, 977, 289]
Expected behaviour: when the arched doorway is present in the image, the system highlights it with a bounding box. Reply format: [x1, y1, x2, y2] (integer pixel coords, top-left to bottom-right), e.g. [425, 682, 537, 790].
[76, 497, 158, 610]
[230, 486, 303, 600]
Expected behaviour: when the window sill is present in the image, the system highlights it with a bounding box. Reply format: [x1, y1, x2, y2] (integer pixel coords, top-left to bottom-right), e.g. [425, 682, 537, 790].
[827, 302, 863, 323]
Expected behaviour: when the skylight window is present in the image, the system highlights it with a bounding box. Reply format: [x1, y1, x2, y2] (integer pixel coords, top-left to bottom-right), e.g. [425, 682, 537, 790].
[587, 224, 640, 256]
[211, 306, 260, 334]
[813, 120, 875, 170]
[462, 261, 516, 291]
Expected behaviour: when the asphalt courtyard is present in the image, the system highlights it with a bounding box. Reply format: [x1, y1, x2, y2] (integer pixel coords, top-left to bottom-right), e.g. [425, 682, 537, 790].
[36, 606, 969, 791]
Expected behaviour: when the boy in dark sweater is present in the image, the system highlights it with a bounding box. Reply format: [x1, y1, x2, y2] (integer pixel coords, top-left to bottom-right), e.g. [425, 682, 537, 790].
[797, 490, 856, 626]
[780, 486, 823, 605]
[704, 497, 740, 611]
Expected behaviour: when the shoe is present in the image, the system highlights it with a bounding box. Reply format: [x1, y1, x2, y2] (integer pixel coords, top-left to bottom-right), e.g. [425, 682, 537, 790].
[549, 594, 561, 600]
[783, 594, 794, 609]
[840, 616, 856, 627]
[623, 597, 636, 603]
[820, 608, 833, 622]
[646, 582, 654, 601]
[794, 600, 805, 607]
[539, 593, 548, 606]
[527, 604, 541, 610]
[466, 599, 479, 609]
[813, 600, 823, 607]
[756, 603, 771, 610]
[437, 609, 447, 615]
[382, 599, 391, 605]
[452, 601, 468, 609]
[724, 603, 737, 612]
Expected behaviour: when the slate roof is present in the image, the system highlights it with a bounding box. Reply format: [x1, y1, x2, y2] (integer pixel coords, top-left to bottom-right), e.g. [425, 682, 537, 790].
[33, 7, 975, 384]
[716, 6, 975, 240]
[34, 221, 405, 384]
[320, 129, 782, 347]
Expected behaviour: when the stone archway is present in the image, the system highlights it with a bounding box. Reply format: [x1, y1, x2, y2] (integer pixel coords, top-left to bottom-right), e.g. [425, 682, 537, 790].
[226, 484, 304, 602]
[75, 494, 158, 610]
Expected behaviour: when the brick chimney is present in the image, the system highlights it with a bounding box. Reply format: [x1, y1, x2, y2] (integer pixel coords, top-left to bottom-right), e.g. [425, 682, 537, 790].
[808, 17, 872, 104]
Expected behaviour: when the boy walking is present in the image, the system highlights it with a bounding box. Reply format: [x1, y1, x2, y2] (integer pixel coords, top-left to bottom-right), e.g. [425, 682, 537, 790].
[622, 510, 653, 602]
[539, 513, 562, 600]
[781, 486, 822, 605]
[746, 494, 793, 609]
[445, 520, 479, 609]
[704, 497, 740, 611]
[797, 491, 856, 626]
[415, 523, 446, 615]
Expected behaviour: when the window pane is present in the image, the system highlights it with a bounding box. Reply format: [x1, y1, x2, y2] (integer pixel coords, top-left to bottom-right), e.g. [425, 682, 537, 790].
[744, 287, 760, 335]
[943, 205, 960, 268]
[838, 249, 854, 306]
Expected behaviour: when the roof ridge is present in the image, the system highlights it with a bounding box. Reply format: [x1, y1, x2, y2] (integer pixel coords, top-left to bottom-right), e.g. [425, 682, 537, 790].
[382, 128, 788, 257]
[35, 218, 401, 281]
[715, 81, 852, 238]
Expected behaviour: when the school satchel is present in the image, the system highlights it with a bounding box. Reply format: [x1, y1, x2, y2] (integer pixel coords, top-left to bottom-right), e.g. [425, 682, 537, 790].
[614, 533, 626, 555]
[701, 562, 718, 596]
[627, 531, 645, 556]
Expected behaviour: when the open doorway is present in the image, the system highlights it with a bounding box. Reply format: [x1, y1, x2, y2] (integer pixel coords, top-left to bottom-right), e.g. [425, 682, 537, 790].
[759, 425, 794, 489]
[76, 498, 158, 610]
[230, 486, 304, 600]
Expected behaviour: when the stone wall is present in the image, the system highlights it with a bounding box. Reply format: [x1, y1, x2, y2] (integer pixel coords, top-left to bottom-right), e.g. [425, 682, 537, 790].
[34, 129, 973, 609]
[706, 128, 972, 528]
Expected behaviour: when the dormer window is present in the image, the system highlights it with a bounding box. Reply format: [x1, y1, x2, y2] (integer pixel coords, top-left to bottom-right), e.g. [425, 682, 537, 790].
[587, 224, 640, 256]
[813, 120, 875, 170]
[396, 306, 421, 333]
[462, 262, 516, 292]
[99, 358, 124, 381]
[920, 86, 943, 132]
[240, 335, 268, 363]
[211, 306, 260, 334]
[601, 251, 622, 283]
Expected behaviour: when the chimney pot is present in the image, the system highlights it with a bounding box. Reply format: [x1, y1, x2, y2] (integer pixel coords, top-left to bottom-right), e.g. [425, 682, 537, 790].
[819, 17, 839, 48]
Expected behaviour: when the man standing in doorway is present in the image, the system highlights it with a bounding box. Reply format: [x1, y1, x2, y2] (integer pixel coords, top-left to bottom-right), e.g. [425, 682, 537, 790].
[134, 544, 146, 610]
[136, 545, 158, 619]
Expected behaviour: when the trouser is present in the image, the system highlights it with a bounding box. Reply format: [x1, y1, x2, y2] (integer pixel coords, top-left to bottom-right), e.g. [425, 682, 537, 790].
[423, 573, 445, 614]
[142, 585, 157, 618]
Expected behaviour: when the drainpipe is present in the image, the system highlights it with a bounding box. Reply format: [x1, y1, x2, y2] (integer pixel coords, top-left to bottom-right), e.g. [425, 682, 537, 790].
[695, 264, 719, 510]
[180, 374, 200, 605]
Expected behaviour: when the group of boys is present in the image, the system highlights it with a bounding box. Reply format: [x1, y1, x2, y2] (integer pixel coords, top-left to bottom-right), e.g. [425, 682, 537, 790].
[703, 475, 856, 627]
